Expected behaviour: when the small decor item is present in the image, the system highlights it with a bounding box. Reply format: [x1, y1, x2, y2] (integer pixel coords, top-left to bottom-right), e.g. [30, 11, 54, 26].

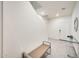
[59, 29, 61, 33]
[74, 17, 78, 32]
[67, 35, 73, 39]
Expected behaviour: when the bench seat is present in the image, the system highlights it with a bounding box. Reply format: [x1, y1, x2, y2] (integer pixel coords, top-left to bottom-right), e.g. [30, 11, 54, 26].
[22, 41, 51, 58]
[29, 44, 49, 58]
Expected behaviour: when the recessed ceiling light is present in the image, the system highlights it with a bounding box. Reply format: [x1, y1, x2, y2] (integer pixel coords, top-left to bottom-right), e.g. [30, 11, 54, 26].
[56, 13, 59, 17]
[40, 11, 45, 16]
[39, 11, 48, 17]
[37, 9, 47, 16]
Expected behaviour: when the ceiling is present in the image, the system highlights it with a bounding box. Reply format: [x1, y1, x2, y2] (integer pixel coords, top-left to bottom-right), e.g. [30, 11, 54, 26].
[31, 1, 76, 19]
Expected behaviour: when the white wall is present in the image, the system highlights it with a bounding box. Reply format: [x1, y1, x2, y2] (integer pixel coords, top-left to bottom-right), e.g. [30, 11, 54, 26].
[3, 1, 48, 58]
[71, 2, 79, 57]
[48, 16, 72, 40]
[0, 1, 2, 58]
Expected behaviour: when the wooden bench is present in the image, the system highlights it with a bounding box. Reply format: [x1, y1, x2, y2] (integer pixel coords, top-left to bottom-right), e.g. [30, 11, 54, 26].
[22, 41, 51, 58]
